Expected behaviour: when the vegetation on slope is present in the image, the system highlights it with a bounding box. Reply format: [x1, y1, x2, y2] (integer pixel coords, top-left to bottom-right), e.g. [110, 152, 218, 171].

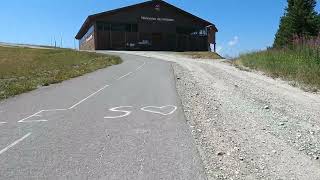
[235, 0, 320, 91]
[235, 41, 320, 91]
[0, 46, 121, 100]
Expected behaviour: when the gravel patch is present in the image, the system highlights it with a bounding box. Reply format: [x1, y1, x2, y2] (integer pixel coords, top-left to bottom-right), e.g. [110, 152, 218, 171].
[172, 62, 320, 180]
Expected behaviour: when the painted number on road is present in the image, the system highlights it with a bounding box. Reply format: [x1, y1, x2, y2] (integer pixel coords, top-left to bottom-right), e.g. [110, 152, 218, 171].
[104, 106, 133, 119]
[104, 105, 177, 119]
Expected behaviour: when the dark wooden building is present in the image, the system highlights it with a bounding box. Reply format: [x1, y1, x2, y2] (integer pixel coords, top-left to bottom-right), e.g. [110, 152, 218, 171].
[75, 0, 218, 52]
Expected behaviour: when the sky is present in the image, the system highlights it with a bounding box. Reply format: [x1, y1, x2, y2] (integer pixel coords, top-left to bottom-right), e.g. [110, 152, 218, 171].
[0, 0, 319, 57]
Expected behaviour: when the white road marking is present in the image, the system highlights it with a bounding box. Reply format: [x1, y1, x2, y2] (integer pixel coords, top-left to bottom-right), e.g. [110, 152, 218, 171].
[104, 106, 133, 119]
[17, 61, 144, 123]
[141, 105, 177, 116]
[68, 84, 110, 109]
[18, 111, 43, 123]
[0, 133, 31, 155]
[18, 109, 67, 123]
[0, 122, 7, 126]
[20, 119, 48, 123]
[42, 109, 68, 112]
[117, 72, 133, 80]
[136, 62, 146, 71]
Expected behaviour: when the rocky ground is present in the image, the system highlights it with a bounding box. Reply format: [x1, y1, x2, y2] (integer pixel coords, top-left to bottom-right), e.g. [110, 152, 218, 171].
[115, 51, 320, 180]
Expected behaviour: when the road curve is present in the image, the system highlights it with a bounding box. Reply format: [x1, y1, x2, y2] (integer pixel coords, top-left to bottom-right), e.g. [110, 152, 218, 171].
[0, 52, 206, 179]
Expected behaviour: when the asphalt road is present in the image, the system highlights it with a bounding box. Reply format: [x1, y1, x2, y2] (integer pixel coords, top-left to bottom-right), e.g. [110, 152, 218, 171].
[0, 52, 206, 179]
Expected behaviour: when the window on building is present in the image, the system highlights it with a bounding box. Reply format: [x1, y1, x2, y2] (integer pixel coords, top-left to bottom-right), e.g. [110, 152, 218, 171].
[198, 28, 208, 36]
[125, 24, 132, 32]
[177, 26, 208, 36]
[177, 27, 196, 35]
[96, 22, 138, 32]
[97, 23, 103, 31]
[103, 23, 111, 31]
[131, 24, 138, 32]
[111, 23, 126, 31]
[97, 22, 110, 31]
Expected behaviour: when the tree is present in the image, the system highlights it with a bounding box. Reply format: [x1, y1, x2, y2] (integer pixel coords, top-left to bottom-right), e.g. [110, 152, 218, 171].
[274, 0, 319, 48]
[317, 14, 320, 30]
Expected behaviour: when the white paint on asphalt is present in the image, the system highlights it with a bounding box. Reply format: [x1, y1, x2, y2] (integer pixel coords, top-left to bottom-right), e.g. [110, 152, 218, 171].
[16, 60, 147, 123]
[136, 62, 146, 71]
[0, 133, 31, 155]
[141, 105, 177, 116]
[117, 72, 133, 80]
[20, 119, 48, 123]
[43, 109, 68, 112]
[17, 83, 111, 123]
[18, 109, 68, 123]
[18, 111, 44, 123]
[68, 84, 110, 110]
[0, 122, 7, 126]
[104, 106, 133, 119]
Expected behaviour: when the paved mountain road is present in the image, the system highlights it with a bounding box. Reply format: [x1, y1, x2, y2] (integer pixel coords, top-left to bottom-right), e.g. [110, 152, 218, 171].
[0, 53, 206, 179]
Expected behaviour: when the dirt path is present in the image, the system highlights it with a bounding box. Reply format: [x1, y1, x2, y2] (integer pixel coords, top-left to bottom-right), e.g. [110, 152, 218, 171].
[111, 51, 320, 180]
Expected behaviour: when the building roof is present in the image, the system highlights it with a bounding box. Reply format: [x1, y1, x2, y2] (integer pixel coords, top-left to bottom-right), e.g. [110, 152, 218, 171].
[75, 0, 217, 39]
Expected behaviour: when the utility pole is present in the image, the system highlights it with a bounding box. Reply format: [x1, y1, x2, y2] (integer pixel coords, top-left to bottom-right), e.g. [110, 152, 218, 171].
[74, 39, 76, 50]
[60, 34, 63, 48]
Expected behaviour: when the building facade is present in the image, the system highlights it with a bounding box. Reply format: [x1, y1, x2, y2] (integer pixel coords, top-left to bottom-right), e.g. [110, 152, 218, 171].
[75, 0, 218, 52]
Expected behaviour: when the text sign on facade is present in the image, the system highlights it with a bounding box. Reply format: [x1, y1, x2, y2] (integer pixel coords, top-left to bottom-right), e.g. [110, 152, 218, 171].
[141, 16, 175, 22]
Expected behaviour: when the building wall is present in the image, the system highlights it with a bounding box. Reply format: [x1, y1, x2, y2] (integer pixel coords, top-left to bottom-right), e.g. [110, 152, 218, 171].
[79, 35, 95, 50]
[78, 1, 215, 51]
[95, 31, 208, 51]
[79, 26, 96, 50]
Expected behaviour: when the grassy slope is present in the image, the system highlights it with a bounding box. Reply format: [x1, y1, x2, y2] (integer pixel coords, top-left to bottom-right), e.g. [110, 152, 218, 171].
[0, 46, 121, 100]
[178, 51, 223, 59]
[235, 48, 320, 91]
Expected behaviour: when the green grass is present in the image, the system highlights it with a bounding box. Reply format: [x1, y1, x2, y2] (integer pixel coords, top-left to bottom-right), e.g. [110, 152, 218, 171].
[234, 47, 320, 91]
[177, 51, 223, 59]
[0, 46, 122, 100]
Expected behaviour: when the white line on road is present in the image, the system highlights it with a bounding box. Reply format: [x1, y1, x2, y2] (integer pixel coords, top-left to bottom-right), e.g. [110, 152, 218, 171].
[0, 122, 7, 125]
[117, 72, 133, 80]
[20, 119, 48, 123]
[136, 62, 146, 71]
[68, 84, 110, 109]
[18, 111, 43, 123]
[42, 109, 68, 112]
[18, 109, 68, 123]
[17, 60, 145, 123]
[0, 133, 31, 155]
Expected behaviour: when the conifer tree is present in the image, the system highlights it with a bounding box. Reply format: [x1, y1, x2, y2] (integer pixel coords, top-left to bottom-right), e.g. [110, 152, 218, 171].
[274, 0, 319, 47]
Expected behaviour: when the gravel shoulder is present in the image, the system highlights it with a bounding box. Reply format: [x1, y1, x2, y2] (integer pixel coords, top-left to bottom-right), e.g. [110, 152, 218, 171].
[116, 51, 320, 180]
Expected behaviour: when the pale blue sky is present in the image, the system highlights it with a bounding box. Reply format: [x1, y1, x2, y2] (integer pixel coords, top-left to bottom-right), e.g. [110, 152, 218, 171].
[0, 0, 319, 56]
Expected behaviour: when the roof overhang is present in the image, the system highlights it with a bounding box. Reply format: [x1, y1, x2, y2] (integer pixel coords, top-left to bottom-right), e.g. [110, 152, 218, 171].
[75, 0, 217, 39]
